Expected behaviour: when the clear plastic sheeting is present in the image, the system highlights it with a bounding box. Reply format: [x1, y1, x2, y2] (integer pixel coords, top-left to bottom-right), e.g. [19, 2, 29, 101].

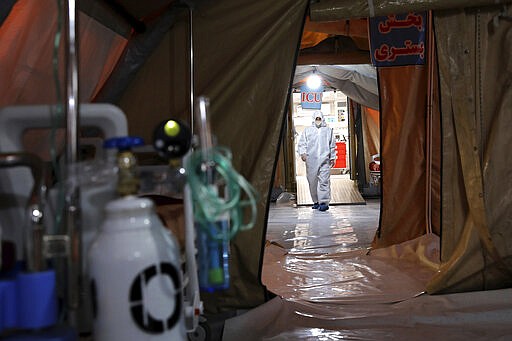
[263, 246, 434, 303]
[266, 201, 379, 254]
[222, 203, 512, 340]
[262, 202, 437, 303]
[223, 287, 512, 340]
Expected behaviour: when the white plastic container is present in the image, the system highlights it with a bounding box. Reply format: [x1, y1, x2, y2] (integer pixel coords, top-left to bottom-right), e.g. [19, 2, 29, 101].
[88, 196, 186, 341]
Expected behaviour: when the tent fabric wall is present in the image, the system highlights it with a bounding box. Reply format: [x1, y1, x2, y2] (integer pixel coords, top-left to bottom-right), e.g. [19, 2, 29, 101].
[362, 106, 379, 160]
[0, 0, 127, 107]
[0, 0, 309, 313]
[362, 106, 380, 183]
[372, 66, 428, 249]
[429, 46, 442, 237]
[93, 7, 179, 104]
[117, 0, 310, 313]
[427, 6, 512, 293]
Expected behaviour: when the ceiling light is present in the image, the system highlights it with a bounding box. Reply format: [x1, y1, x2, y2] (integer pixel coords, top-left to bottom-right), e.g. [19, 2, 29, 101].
[306, 74, 322, 90]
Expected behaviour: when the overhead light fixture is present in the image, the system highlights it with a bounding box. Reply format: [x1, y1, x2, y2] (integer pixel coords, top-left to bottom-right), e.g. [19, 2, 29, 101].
[306, 73, 322, 90]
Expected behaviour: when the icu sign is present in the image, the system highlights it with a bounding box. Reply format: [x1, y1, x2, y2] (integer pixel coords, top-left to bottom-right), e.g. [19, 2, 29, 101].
[301, 85, 323, 109]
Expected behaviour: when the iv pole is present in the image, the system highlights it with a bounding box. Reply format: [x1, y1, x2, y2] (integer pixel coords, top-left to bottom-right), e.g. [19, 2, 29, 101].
[63, 0, 82, 326]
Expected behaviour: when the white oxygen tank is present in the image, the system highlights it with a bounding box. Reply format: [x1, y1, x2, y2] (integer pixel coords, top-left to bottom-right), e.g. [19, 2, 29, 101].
[88, 196, 186, 341]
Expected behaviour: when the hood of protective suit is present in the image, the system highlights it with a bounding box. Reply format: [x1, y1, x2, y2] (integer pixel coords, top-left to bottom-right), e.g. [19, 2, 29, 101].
[312, 110, 327, 127]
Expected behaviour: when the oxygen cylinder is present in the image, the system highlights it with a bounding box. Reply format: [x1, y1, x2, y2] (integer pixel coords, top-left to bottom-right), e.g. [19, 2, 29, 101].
[88, 196, 186, 341]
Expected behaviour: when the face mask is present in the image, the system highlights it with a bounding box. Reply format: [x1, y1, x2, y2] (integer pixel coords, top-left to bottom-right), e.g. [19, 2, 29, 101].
[315, 118, 322, 127]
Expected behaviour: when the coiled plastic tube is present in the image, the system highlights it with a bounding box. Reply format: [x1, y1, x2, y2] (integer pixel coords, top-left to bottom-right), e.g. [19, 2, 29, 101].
[185, 146, 258, 240]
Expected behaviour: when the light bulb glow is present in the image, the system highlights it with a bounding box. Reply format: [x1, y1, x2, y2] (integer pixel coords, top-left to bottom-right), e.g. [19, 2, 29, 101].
[306, 74, 322, 90]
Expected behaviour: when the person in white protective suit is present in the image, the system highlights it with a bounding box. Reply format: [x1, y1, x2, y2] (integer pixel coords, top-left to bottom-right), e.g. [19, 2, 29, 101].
[298, 110, 336, 211]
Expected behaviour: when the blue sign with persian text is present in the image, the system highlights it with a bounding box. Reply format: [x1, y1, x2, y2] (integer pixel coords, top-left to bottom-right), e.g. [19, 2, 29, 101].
[369, 12, 427, 67]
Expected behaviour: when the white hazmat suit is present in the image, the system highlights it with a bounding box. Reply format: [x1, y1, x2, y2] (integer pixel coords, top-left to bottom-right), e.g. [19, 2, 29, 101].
[298, 111, 336, 210]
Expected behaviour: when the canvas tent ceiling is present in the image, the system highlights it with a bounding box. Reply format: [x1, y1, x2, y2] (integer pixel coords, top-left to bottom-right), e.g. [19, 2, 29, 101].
[78, 0, 179, 37]
[293, 64, 379, 110]
[298, 17, 371, 65]
[310, 0, 512, 20]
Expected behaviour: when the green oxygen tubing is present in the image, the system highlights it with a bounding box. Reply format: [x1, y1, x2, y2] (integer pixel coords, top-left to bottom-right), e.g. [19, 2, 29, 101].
[185, 145, 259, 241]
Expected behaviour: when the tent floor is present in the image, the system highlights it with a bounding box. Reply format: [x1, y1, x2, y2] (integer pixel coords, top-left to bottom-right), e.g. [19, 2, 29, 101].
[296, 175, 366, 206]
[221, 200, 512, 340]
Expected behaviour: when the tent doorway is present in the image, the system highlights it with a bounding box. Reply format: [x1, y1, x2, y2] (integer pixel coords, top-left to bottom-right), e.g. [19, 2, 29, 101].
[286, 64, 381, 207]
[291, 90, 365, 206]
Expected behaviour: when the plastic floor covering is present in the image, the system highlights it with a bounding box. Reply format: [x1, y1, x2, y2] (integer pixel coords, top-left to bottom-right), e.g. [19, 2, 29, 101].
[222, 200, 512, 340]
